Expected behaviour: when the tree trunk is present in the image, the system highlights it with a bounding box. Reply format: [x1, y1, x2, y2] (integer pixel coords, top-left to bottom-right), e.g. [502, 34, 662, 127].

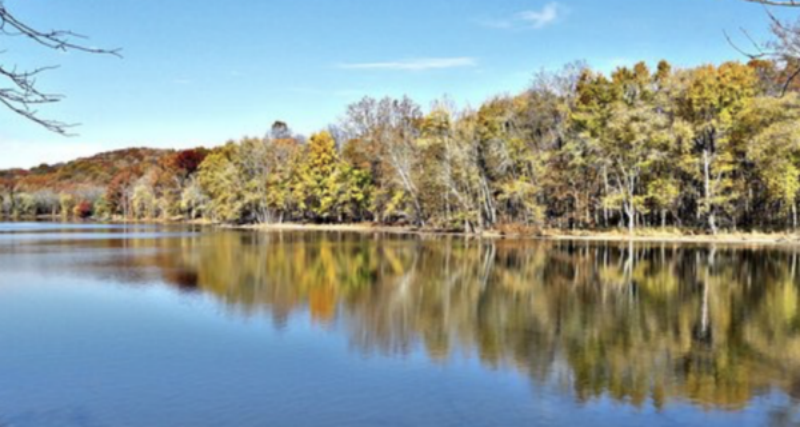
[702, 149, 717, 235]
[603, 166, 610, 228]
[709, 211, 718, 235]
[480, 176, 496, 227]
[412, 197, 425, 227]
[625, 202, 635, 235]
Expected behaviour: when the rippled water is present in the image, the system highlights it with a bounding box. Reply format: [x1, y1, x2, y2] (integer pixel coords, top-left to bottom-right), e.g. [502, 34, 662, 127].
[1, 222, 799, 426]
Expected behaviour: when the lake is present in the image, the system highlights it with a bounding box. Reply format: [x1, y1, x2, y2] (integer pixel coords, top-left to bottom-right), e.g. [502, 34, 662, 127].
[0, 222, 798, 426]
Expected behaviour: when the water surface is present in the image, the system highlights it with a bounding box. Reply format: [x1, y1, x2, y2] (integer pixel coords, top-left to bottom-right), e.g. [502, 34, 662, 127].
[1, 222, 798, 426]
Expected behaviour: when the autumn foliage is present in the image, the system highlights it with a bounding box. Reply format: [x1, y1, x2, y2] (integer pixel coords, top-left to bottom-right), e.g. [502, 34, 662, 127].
[3, 60, 800, 233]
[73, 200, 93, 219]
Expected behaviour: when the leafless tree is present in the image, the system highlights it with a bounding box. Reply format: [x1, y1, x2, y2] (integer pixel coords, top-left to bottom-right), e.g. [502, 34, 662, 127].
[343, 96, 427, 225]
[727, 0, 800, 95]
[0, 1, 120, 135]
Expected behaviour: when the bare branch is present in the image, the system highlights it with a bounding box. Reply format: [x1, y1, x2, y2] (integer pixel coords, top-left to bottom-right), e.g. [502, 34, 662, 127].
[731, 0, 800, 96]
[0, 1, 120, 135]
[744, 0, 800, 6]
[781, 63, 800, 95]
[0, 95, 76, 136]
[724, 29, 767, 59]
[0, 4, 121, 57]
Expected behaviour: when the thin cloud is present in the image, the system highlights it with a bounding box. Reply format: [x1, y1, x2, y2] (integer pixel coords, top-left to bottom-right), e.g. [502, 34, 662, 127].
[482, 3, 564, 30]
[518, 4, 560, 29]
[338, 57, 478, 71]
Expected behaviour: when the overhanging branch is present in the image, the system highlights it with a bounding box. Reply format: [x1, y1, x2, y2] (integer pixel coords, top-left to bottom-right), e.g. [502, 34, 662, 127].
[0, 1, 120, 135]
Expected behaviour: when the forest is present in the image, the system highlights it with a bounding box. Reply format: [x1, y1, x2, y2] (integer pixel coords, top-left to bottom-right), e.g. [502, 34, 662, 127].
[3, 58, 800, 234]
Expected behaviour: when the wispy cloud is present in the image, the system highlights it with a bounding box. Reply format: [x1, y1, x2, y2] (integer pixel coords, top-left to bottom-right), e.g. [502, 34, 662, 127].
[338, 57, 477, 71]
[481, 3, 564, 30]
[518, 4, 560, 29]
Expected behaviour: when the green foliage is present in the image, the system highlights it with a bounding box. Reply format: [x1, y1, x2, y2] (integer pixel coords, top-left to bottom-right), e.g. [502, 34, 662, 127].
[198, 143, 246, 223]
[736, 94, 800, 224]
[93, 196, 111, 220]
[180, 177, 209, 220]
[9, 59, 800, 232]
[131, 179, 157, 219]
[59, 193, 75, 218]
[15, 193, 36, 217]
[294, 131, 374, 222]
[297, 131, 341, 220]
[337, 164, 374, 221]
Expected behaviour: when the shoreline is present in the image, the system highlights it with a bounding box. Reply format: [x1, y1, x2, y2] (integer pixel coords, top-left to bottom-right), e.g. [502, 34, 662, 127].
[6, 216, 800, 245]
[236, 223, 800, 246]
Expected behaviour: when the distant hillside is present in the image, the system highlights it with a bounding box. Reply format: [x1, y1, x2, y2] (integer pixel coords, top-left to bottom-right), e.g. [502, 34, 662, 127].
[4, 148, 174, 191]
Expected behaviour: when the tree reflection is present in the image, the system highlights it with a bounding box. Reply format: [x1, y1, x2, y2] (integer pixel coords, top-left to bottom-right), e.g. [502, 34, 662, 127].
[112, 231, 800, 411]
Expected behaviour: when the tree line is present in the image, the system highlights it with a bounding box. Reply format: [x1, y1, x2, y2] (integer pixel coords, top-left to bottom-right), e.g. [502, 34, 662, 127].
[4, 59, 800, 234]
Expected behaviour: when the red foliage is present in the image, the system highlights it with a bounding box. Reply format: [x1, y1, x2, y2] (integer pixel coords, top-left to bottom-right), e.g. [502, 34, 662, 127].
[167, 148, 209, 176]
[74, 200, 93, 219]
[0, 172, 22, 197]
[0, 177, 12, 192]
[1, 148, 174, 194]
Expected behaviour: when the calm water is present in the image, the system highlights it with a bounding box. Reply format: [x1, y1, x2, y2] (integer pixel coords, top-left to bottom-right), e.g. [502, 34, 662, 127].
[1, 223, 799, 427]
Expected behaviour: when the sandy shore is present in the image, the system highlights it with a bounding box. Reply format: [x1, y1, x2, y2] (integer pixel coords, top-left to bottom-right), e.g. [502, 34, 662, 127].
[540, 232, 800, 246]
[234, 222, 432, 235]
[9, 217, 800, 246]
[233, 223, 800, 246]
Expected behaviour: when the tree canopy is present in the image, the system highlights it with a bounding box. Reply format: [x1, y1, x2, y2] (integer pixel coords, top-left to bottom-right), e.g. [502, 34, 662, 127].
[6, 59, 800, 235]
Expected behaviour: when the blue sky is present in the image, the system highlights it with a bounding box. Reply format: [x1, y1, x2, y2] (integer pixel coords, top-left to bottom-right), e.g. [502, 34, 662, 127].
[0, 0, 789, 168]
